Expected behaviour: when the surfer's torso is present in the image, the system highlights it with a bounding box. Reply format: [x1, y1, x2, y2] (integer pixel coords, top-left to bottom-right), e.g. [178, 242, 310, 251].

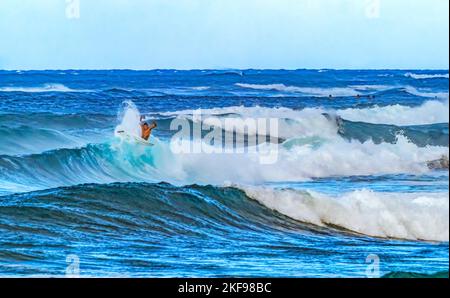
[141, 125, 151, 140]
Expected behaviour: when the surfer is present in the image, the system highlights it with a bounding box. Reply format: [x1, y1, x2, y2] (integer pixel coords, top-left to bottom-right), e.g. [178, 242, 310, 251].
[140, 116, 157, 141]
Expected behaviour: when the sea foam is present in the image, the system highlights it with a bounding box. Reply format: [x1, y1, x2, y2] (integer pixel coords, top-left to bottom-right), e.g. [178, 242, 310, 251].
[0, 83, 88, 93]
[241, 186, 449, 241]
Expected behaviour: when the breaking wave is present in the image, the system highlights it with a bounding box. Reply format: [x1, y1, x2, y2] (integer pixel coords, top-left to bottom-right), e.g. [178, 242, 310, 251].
[235, 83, 362, 97]
[241, 185, 449, 241]
[0, 132, 446, 195]
[234, 83, 448, 99]
[0, 83, 91, 93]
[405, 72, 449, 80]
[336, 98, 449, 126]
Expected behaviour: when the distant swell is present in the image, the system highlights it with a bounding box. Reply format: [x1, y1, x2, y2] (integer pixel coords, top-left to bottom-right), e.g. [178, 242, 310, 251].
[160, 99, 450, 126]
[405, 72, 449, 80]
[234, 83, 449, 99]
[156, 103, 449, 146]
[0, 125, 86, 155]
[0, 83, 91, 93]
[235, 83, 361, 97]
[336, 98, 449, 125]
[338, 120, 449, 147]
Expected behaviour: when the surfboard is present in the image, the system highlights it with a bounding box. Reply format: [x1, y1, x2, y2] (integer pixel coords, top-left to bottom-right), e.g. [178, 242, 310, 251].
[116, 130, 154, 146]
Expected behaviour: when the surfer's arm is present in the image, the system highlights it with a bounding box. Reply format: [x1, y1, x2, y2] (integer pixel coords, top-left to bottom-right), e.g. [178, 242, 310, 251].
[148, 121, 158, 131]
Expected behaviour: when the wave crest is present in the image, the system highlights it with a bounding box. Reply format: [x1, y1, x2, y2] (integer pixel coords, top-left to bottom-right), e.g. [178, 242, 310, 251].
[241, 185, 449, 241]
[0, 83, 90, 93]
[0, 133, 446, 194]
[405, 72, 449, 80]
[337, 98, 449, 125]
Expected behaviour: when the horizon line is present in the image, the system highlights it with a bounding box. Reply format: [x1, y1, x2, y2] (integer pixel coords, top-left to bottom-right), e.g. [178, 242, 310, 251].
[1, 68, 449, 72]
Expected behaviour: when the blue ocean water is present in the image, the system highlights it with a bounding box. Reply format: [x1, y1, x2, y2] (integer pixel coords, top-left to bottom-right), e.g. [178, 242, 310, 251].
[0, 69, 448, 277]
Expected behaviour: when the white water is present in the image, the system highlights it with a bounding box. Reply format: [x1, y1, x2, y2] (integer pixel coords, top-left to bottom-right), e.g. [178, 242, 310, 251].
[234, 82, 449, 99]
[241, 186, 449, 242]
[160, 98, 449, 128]
[402, 86, 449, 99]
[0, 83, 89, 93]
[114, 100, 142, 138]
[160, 135, 447, 184]
[405, 72, 449, 80]
[337, 98, 449, 125]
[190, 86, 210, 91]
[235, 83, 361, 97]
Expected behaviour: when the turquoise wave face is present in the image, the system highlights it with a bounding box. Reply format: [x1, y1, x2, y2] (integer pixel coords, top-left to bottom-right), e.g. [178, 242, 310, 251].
[0, 142, 159, 194]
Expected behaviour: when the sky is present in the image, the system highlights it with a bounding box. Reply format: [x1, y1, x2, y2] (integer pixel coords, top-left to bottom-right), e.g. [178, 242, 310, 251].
[0, 0, 448, 70]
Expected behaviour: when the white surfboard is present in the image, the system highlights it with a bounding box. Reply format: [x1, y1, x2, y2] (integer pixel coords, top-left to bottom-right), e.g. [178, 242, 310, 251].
[116, 130, 154, 146]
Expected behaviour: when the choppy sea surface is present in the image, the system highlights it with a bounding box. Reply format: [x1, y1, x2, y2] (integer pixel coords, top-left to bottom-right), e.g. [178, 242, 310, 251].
[0, 69, 448, 277]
